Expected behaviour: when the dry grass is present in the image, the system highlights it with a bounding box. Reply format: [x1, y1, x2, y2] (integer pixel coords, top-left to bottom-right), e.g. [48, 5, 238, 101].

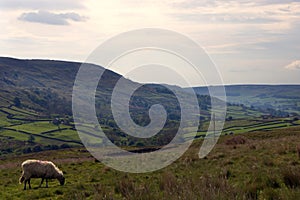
[225, 135, 247, 145]
[282, 166, 300, 189]
[296, 145, 300, 159]
[2, 127, 300, 199]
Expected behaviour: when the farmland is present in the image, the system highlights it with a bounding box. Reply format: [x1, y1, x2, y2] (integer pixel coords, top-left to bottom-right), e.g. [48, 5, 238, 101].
[1, 96, 300, 199]
[0, 104, 81, 155]
[2, 97, 300, 155]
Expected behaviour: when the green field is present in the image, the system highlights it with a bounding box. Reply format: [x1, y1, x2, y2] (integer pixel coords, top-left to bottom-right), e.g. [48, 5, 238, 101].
[0, 129, 29, 141]
[184, 118, 300, 141]
[0, 112, 12, 127]
[11, 122, 62, 134]
[1, 101, 300, 155]
[0, 105, 82, 153]
[224, 106, 262, 119]
[46, 129, 81, 142]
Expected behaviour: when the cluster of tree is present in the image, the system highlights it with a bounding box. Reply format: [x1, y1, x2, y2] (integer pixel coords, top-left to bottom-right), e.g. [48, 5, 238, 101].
[0, 148, 13, 155]
[22, 143, 71, 154]
[13, 97, 22, 107]
[260, 108, 290, 118]
[25, 88, 72, 115]
[102, 120, 180, 148]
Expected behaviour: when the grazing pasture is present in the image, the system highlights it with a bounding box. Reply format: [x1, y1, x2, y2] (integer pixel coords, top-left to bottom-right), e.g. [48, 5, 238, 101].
[1, 127, 300, 199]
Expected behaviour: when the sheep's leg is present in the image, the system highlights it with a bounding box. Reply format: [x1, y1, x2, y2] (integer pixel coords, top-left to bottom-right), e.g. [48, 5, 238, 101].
[24, 180, 27, 190]
[28, 179, 31, 189]
[39, 178, 44, 187]
[46, 179, 48, 188]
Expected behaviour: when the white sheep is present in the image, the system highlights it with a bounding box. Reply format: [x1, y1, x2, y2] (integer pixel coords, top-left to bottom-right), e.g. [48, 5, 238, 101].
[19, 159, 65, 190]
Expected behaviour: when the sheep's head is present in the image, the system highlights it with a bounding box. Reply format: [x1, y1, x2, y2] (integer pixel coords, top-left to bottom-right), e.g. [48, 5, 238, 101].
[58, 175, 65, 185]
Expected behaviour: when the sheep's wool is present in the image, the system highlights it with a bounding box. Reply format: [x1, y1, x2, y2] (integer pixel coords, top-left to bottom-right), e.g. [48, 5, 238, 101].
[20, 159, 65, 189]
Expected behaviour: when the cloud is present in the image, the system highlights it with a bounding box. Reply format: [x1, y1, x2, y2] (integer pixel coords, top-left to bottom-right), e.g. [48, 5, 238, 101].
[18, 10, 87, 25]
[172, 13, 278, 24]
[172, 0, 217, 9]
[170, 0, 298, 26]
[0, 0, 85, 10]
[173, 0, 300, 8]
[285, 60, 300, 70]
[254, 0, 300, 5]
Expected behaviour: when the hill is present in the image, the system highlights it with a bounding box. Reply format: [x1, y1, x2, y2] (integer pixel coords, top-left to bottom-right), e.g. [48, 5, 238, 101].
[2, 57, 299, 156]
[0, 57, 212, 154]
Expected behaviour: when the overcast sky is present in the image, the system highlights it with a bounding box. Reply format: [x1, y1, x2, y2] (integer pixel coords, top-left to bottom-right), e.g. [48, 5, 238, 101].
[0, 0, 300, 86]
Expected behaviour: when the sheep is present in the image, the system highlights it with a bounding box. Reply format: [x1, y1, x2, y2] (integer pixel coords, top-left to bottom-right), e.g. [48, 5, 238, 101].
[19, 159, 65, 190]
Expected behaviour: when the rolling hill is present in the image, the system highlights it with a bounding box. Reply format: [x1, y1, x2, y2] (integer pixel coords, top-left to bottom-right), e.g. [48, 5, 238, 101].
[1, 56, 299, 156]
[0, 57, 212, 154]
[0, 57, 208, 117]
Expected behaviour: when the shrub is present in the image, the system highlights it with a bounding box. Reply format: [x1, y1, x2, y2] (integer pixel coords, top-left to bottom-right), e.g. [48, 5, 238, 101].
[226, 135, 247, 145]
[282, 167, 300, 188]
[54, 189, 63, 195]
[32, 145, 42, 152]
[160, 171, 178, 196]
[60, 143, 70, 149]
[22, 147, 32, 154]
[115, 176, 135, 199]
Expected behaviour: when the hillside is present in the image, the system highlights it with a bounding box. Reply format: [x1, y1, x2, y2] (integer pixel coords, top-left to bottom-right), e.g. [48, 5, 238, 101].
[0, 57, 259, 154]
[0, 57, 212, 154]
[0, 57, 122, 115]
[2, 57, 300, 156]
[0, 57, 210, 116]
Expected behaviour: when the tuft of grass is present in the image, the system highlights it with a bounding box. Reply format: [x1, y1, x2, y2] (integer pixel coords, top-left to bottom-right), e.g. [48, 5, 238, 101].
[282, 167, 300, 189]
[225, 135, 247, 145]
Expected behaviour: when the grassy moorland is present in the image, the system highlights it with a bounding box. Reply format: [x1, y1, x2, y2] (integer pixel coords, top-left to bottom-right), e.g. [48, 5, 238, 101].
[1, 127, 300, 199]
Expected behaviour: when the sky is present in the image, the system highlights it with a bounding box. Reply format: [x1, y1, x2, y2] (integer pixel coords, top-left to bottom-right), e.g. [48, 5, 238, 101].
[0, 0, 300, 86]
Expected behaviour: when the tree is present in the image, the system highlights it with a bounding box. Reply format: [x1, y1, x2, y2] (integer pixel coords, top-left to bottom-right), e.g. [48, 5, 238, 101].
[23, 147, 32, 154]
[60, 144, 70, 149]
[33, 145, 42, 152]
[28, 134, 35, 144]
[227, 116, 233, 121]
[13, 97, 21, 107]
[52, 118, 61, 130]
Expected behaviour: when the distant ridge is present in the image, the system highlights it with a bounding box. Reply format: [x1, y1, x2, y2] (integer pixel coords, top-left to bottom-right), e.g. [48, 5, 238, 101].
[193, 85, 300, 114]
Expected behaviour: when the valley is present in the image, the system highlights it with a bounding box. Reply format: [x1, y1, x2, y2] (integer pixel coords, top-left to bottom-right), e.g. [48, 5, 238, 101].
[1, 57, 300, 199]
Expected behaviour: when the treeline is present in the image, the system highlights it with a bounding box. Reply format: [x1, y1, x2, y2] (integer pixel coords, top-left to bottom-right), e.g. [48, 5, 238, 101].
[101, 120, 180, 148]
[22, 143, 71, 154]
